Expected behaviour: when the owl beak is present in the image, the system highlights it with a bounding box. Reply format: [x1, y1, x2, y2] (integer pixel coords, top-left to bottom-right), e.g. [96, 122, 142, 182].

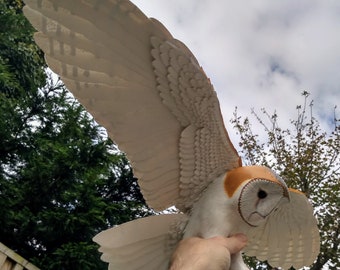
[248, 212, 267, 224]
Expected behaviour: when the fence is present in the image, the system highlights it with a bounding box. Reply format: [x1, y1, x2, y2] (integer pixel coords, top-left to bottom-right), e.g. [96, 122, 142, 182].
[0, 243, 39, 270]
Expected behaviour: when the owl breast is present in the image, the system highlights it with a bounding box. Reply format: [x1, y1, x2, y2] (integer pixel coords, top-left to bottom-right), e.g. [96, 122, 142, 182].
[183, 173, 250, 239]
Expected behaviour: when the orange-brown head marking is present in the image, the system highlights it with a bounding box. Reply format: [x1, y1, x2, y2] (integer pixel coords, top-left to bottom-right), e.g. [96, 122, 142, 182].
[289, 188, 305, 195]
[224, 165, 288, 197]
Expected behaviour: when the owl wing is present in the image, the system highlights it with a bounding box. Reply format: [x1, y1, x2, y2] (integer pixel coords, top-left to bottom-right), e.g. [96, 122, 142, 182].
[93, 214, 186, 270]
[23, 0, 241, 212]
[244, 189, 320, 269]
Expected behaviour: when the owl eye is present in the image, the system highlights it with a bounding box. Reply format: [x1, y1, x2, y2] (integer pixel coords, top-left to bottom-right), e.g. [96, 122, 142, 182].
[257, 189, 268, 199]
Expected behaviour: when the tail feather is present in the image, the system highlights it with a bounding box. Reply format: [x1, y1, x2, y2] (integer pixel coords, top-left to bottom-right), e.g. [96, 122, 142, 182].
[93, 214, 187, 270]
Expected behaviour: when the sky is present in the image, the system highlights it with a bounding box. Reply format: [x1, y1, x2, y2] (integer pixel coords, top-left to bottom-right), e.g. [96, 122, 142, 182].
[131, 0, 340, 146]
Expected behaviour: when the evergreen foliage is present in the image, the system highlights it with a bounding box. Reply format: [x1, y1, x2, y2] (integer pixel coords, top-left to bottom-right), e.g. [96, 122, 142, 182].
[0, 1, 150, 269]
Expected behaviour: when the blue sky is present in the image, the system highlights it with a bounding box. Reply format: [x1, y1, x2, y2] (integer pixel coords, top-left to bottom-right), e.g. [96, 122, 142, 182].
[131, 0, 340, 145]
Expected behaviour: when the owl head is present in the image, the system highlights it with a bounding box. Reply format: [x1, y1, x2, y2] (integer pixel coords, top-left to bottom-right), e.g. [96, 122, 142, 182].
[224, 166, 290, 227]
[224, 165, 319, 269]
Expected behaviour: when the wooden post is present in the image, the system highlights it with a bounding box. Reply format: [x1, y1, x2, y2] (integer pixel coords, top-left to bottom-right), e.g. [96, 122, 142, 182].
[0, 243, 40, 270]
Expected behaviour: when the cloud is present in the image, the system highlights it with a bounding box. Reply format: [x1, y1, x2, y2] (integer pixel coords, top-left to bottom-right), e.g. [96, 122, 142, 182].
[131, 0, 340, 143]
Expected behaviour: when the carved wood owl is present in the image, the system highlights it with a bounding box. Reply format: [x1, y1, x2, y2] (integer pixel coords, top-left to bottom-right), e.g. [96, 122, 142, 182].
[23, 1, 320, 269]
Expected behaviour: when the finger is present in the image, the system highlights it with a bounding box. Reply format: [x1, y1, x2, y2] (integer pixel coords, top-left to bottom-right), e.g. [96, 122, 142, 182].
[212, 234, 248, 254]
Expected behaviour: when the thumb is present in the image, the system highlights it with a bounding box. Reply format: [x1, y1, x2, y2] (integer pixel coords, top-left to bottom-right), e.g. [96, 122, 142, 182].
[213, 234, 248, 254]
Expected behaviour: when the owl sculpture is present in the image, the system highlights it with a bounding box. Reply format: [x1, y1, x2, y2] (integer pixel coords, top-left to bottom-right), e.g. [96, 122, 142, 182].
[23, 1, 320, 269]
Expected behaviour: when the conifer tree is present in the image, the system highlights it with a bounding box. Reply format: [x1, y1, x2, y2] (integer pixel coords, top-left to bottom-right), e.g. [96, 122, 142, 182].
[0, 1, 150, 268]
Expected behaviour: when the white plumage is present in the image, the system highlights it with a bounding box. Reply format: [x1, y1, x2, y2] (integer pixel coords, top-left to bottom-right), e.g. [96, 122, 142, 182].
[23, 1, 320, 269]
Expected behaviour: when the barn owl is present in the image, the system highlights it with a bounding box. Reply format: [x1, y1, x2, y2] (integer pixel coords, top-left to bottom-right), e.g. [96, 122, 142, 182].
[23, 0, 320, 269]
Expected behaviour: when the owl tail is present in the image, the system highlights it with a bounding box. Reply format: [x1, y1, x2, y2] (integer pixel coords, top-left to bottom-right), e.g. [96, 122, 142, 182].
[93, 213, 187, 270]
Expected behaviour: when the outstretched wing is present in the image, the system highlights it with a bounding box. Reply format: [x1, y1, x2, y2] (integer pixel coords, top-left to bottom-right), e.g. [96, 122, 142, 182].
[244, 189, 320, 269]
[93, 214, 187, 270]
[23, 0, 241, 212]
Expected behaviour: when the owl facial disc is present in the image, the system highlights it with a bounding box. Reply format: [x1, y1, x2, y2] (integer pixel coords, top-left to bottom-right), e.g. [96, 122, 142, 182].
[224, 166, 290, 227]
[239, 178, 289, 226]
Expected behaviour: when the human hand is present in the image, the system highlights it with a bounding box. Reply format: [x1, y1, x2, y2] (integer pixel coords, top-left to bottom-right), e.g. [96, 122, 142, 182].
[169, 234, 248, 270]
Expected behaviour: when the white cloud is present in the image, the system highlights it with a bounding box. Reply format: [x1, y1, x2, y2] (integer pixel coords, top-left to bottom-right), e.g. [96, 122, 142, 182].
[131, 0, 340, 144]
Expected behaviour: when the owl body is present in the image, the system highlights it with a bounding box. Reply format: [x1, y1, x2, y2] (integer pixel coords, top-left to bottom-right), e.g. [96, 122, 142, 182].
[185, 166, 289, 238]
[184, 172, 249, 270]
[184, 166, 291, 270]
[22, 0, 320, 269]
[184, 173, 244, 239]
